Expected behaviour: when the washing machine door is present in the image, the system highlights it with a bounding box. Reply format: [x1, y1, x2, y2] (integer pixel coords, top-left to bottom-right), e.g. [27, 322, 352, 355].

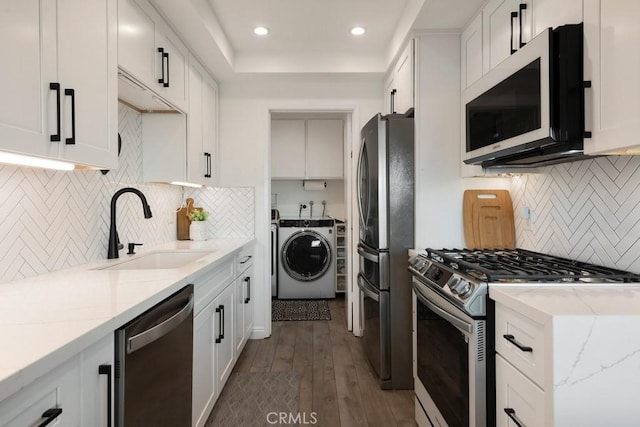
[282, 230, 332, 282]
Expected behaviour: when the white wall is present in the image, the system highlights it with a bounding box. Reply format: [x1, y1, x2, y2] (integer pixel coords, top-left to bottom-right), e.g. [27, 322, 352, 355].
[271, 180, 345, 219]
[217, 76, 382, 338]
[414, 33, 510, 250]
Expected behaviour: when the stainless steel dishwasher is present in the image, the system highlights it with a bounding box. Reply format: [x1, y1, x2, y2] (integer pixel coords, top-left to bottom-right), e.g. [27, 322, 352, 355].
[115, 284, 194, 427]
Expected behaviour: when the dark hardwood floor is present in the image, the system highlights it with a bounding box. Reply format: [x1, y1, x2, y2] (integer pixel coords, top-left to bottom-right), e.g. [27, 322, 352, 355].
[233, 296, 417, 427]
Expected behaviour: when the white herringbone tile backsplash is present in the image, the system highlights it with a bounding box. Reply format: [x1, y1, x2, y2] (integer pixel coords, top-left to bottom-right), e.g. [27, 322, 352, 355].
[0, 104, 253, 283]
[510, 156, 640, 274]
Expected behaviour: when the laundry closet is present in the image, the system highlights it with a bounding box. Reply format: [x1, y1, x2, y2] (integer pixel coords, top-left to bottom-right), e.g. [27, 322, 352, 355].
[270, 112, 348, 300]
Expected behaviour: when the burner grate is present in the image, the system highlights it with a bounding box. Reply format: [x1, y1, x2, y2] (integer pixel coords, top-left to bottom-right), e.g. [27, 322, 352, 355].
[425, 248, 640, 283]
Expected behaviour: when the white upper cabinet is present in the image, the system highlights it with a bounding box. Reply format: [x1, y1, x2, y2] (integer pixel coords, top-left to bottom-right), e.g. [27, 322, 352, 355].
[271, 119, 306, 179]
[306, 119, 344, 179]
[483, 0, 533, 73]
[187, 56, 218, 186]
[461, 14, 484, 89]
[531, 0, 582, 36]
[383, 39, 414, 115]
[118, 0, 189, 112]
[271, 119, 344, 180]
[142, 112, 187, 184]
[583, 0, 640, 155]
[0, 0, 118, 169]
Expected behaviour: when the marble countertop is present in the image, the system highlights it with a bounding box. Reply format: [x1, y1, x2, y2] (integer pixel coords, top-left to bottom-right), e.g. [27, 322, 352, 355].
[0, 238, 252, 402]
[489, 284, 640, 324]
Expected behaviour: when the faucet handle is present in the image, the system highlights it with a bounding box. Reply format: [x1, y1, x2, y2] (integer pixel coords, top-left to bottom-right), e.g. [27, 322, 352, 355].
[127, 243, 143, 255]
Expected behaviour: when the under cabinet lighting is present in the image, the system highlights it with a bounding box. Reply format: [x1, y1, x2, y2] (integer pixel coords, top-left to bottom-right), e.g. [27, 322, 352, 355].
[0, 151, 75, 171]
[254, 26, 270, 36]
[170, 181, 203, 188]
[350, 26, 366, 36]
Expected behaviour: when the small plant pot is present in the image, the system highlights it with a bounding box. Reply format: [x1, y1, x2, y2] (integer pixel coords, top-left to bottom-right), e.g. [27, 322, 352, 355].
[189, 221, 208, 241]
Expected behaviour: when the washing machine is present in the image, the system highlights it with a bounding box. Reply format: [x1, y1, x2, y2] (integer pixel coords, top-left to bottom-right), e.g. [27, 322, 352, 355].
[278, 219, 336, 299]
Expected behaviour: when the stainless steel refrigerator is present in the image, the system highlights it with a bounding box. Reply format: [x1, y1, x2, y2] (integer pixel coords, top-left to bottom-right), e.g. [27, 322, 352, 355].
[357, 113, 414, 390]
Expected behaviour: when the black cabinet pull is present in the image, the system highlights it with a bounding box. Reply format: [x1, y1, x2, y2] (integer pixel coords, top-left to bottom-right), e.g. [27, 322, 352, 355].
[204, 152, 211, 178]
[503, 334, 533, 352]
[220, 304, 225, 340]
[240, 255, 252, 265]
[510, 12, 518, 54]
[157, 48, 169, 87]
[49, 83, 61, 142]
[519, 3, 528, 48]
[504, 408, 526, 427]
[244, 277, 251, 304]
[215, 305, 223, 343]
[39, 408, 63, 427]
[99, 364, 112, 427]
[390, 89, 397, 114]
[64, 88, 76, 145]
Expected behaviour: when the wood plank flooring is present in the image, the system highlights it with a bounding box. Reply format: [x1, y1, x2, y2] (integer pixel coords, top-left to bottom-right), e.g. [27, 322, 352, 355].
[233, 296, 417, 427]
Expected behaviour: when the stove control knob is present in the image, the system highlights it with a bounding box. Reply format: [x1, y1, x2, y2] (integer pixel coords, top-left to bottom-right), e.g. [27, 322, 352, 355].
[447, 277, 460, 294]
[455, 281, 474, 299]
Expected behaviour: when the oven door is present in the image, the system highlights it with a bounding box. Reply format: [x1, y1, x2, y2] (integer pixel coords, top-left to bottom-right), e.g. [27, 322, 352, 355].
[413, 281, 486, 427]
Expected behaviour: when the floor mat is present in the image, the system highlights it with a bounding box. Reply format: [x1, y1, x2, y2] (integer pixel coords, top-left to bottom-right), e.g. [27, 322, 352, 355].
[205, 372, 300, 427]
[272, 299, 332, 321]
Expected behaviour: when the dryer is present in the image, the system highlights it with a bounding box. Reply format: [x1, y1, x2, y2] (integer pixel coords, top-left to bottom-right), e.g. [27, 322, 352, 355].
[278, 219, 336, 299]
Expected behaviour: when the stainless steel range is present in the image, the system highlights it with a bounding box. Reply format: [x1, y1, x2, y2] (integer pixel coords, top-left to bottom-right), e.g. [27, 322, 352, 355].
[409, 248, 640, 427]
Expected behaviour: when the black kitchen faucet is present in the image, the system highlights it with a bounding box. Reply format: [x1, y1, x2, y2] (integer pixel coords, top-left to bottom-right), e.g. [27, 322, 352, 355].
[107, 187, 152, 259]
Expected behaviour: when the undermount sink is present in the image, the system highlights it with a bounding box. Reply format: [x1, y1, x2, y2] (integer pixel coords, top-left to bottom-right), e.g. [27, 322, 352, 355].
[98, 250, 215, 270]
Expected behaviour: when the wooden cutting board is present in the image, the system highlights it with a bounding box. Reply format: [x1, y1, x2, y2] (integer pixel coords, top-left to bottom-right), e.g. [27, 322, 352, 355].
[177, 198, 201, 240]
[463, 190, 515, 249]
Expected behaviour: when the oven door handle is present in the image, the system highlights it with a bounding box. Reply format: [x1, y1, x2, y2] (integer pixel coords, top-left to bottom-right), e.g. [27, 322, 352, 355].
[413, 284, 472, 334]
[357, 273, 379, 302]
[358, 243, 379, 263]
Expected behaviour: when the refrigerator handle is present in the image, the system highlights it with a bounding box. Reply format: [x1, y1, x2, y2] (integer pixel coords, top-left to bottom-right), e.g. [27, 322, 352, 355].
[356, 141, 367, 229]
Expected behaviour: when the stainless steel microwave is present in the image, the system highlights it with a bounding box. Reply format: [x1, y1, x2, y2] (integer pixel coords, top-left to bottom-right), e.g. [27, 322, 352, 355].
[463, 23, 587, 168]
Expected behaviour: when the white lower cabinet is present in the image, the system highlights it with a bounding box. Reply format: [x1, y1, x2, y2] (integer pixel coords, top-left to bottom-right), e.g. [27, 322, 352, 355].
[496, 354, 545, 427]
[235, 249, 254, 354]
[0, 333, 113, 427]
[193, 297, 218, 427]
[214, 283, 235, 392]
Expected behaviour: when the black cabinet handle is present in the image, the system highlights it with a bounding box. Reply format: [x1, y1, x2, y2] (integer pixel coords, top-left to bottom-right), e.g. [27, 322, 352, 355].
[64, 88, 76, 145]
[390, 89, 397, 114]
[215, 305, 223, 343]
[504, 408, 526, 427]
[99, 364, 112, 427]
[244, 277, 251, 304]
[510, 12, 518, 54]
[39, 408, 63, 427]
[157, 48, 169, 87]
[519, 3, 527, 48]
[503, 334, 533, 352]
[204, 152, 211, 178]
[49, 83, 61, 142]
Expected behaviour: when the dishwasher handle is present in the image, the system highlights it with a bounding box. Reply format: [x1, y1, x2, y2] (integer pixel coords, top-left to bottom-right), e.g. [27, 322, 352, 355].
[127, 294, 194, 354]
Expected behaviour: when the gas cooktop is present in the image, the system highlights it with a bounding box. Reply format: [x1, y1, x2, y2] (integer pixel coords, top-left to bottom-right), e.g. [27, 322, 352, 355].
[409, 248, 640, 317]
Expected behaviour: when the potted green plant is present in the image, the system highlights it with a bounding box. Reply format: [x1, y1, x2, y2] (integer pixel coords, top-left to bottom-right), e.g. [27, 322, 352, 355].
[188, 208, 209, 241]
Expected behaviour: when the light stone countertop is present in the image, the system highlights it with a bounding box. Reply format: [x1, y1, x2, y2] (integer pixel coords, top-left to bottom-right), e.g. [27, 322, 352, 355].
[0, 238, 253, 402]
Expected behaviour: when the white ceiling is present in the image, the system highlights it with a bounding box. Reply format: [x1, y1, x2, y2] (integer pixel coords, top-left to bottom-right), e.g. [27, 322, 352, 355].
[152, 0, 485, 80]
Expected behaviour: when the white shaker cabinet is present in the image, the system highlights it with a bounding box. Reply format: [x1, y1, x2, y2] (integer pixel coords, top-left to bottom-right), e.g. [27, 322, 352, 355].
[0, 0, 118, 169]
[214, 283, 235, 394]
[235, 246, 254, 354]
[193, 297, 218, 427]
[531, 0, 582, 37]
[383, 39, 414, 115]
[118, 0, 189, 112]
[187, 57, 219, 186]
[271, 119, 306, 179]
[80, 335, 114, 427]
[483, 0, 533, 73]
[461, 14, 484, 90]
[583, 0, 640, 155]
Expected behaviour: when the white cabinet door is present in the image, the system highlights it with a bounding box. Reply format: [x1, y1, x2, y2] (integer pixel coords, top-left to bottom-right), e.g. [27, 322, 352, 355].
[461, 14, 484, 89]
[383, 75, 395, 115]
[142, 112, 187, 184]
[214, 283, 235, 392]
[187, 57, 218, 186]
[271, 119, 306, 179]
[81, 335, 114, 427]
[193, 299, 217, 427]
[584, 0, 640, 155]
[155, 28, 189, 112]
[306, 119, 344, 179]
[57, 0, 117, 169]
[242, 265, 254, 340]
[0, 1, 58, 160]
[483, 0, 533, 73]
[235, 277, 246, 354]
[496, 354, 545, 427]
[394, 40, 414, 115]
[117, 0, 157, 88]
[532, 0, 582, 37]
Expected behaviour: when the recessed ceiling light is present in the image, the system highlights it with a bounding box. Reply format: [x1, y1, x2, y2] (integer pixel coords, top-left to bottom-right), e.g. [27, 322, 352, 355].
[350, 26, 366, 36]
[254, 26, 270, 36]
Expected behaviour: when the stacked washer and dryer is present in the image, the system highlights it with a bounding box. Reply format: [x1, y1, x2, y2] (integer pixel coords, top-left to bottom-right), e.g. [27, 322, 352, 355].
[276, 218, 336, 299]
